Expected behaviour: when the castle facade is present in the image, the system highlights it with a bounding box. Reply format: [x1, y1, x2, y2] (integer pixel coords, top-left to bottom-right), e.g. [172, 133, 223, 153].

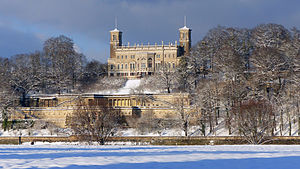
[108, 24, 191, 78]
[13, 93, 191, 128]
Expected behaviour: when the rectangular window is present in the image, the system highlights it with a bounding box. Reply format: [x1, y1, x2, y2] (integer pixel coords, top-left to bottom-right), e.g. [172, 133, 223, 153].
[121, 55, 123, 59]
[125, 55, 127, 59]
[141, 63, 146, 68]
[156, 54, 160, 58]
[117, 56, 120, 59]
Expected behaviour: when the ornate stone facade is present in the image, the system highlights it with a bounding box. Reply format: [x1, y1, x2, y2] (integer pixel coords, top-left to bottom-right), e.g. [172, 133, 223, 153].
[108, 24, 191, 78]
[14, 93, 190, 128]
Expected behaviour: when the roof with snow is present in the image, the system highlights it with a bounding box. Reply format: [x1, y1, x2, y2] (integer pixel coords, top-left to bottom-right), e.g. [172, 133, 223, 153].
[110, 28, 121, 32]
[179, 26, 191, 30]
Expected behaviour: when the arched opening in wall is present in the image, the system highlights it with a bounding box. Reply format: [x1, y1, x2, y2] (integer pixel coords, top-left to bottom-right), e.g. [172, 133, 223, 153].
[148, 58, 152, 68]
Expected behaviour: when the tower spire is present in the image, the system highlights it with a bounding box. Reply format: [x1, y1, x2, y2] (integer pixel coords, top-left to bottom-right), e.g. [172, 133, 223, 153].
[184, 16, 186, 27]
[115, 16, 118, 29]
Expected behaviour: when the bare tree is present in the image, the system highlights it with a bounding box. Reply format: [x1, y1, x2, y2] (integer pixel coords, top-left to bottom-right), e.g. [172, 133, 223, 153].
[156, 65, 176, 93]
[251, 23, 291, 49]
[9, 53, 43, 105]
[71, 99, 121, 145]
[172, 94, 193, 136]
[176, 56, 192, 92]
[79, 60, 107, 91]
[233, 99, 274, 144]
[0, 57, 18, 130]
[43, 35, 86, 94]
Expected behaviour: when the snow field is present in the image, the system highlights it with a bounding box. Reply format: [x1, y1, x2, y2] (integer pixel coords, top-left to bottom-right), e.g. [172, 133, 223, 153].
[1, 144, 300, 169]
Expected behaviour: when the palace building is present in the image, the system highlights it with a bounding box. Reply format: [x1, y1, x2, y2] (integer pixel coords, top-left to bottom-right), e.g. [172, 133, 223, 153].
[108, 22, 191, 78]
[13, 93, 191, 128]
[9, 21, 193, 128]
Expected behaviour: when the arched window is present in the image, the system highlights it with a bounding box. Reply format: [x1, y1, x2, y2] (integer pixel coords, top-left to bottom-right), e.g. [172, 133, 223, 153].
[148, 58, 152, 68]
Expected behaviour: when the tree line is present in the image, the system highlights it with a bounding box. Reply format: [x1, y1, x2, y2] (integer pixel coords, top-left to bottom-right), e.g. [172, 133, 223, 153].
[1, 23, 299, 144]
[140, 23, 299, 144]
[0, 35, 125, 128]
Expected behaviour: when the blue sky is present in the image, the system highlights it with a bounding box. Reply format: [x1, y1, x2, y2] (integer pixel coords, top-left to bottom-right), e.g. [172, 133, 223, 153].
[0, 0, 299, 62]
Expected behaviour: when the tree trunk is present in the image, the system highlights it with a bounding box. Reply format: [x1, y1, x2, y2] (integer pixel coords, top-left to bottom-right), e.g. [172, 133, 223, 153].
[280, 110, 283, 136]
[201, 122, 206, 136]
[298, 101, 300, 136]
[288, 112, 292, 136]
[215, 108, 218, 125]
[226, 109, 232, 135]
[298, 117, 300, 136]
[272, 114, 276, 136]
[209, 115, 213, 133]
[184, 121, 188, 137]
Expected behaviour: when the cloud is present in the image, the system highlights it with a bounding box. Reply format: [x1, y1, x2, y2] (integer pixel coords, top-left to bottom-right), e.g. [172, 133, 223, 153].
[0, 25, 42, 57]
[0, 0, 299, 61]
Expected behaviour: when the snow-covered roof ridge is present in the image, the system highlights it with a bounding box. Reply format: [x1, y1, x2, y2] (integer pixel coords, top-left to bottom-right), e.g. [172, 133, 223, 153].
[179, 26, 191, 30]
[110, 28, 121, 32]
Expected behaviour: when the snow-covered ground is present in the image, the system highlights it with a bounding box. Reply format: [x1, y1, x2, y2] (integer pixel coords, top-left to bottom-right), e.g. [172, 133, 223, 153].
[115, 79, 141, 94]
[1, 144, 300, 169]
[94, 79, 141, 94]
[0, 129, 71, 137]
[1, 120, 299, 137]
[95, 79, 159, 95]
